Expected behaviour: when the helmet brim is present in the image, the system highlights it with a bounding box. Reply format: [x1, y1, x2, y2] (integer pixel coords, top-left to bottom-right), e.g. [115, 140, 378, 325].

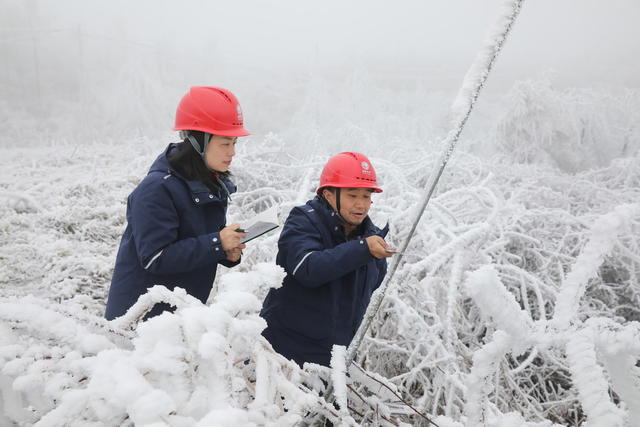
[174, 125, 250, 137]
[317, 183, 383, 194]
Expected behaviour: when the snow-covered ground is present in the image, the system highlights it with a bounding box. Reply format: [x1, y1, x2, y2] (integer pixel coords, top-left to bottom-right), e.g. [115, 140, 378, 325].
[2, 1, 640, 425]
[2, 77, 639, 425]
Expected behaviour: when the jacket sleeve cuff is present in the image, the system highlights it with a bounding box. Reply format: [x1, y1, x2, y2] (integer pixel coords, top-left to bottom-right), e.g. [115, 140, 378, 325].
[209, 232, 228, 263]
[351, 237, 374, 263]
[220, 257, 241, 268]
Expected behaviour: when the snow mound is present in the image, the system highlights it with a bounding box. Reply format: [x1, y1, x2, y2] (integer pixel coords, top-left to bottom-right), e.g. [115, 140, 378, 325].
[0, 264, 320, 426]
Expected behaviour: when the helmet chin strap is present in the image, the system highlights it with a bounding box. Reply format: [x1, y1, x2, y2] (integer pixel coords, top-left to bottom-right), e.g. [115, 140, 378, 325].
[186, 132, 231, 200]
[187, 132, 208, 157]
[187, 132, 219, 173]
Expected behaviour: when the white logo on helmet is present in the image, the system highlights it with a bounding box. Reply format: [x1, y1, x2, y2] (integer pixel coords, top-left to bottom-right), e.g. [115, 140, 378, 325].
[236, 104, 243, 122]
[361, 161, 372, 175]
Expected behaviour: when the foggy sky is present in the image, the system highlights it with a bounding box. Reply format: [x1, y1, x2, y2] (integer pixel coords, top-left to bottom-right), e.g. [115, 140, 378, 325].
[3, 0, 638, 87]
[1, 0, 639, 142]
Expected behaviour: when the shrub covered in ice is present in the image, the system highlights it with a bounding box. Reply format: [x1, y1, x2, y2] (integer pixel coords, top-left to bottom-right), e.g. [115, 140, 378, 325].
[1, 1, 639, 422]
[3, 130, 639, 425]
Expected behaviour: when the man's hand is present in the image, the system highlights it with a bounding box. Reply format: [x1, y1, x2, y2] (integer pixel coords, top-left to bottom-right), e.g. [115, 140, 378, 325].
[220, 223, 246, 251]
[366, 235, 394, 259]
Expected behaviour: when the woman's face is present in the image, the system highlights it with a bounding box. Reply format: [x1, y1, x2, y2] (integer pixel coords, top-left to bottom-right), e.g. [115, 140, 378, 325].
[204, 135, 237, 172]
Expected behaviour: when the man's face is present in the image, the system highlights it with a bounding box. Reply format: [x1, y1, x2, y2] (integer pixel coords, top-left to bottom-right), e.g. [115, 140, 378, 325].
[324, 187, 373, 225]
[204, 135, 237, 172]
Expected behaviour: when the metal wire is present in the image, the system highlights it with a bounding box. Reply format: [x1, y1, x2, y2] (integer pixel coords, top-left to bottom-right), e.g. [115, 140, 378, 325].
[346, 0, 527, 366]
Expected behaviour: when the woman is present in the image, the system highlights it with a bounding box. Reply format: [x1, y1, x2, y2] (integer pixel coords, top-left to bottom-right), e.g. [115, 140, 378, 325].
[105, 86, 249, 320]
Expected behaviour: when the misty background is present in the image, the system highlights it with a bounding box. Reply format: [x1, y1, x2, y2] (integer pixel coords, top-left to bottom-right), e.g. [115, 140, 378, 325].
[1, 3, 640, 423]
[1, 0, 639, 163]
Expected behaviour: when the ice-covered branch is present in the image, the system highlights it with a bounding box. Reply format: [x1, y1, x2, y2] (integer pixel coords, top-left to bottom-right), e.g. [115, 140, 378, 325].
[3, 72, 640, 425]
[463, 330, 512, 427]
[599, 353, 640, 424]
[330, 345, 356, 426]
[565, 329, 627, 427]
[0, 296, 116, 354]
[464, 265, 533, 354]
[586, 317, 640, 356]
[110, 285, 200, 331]
[553, 204, 640, 329]
[0, 264, 320, 426]
[451, 0, 525, 122]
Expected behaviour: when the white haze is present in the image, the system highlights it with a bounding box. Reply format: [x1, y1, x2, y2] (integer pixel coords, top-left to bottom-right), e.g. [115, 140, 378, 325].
[1, 0, 639, 151]
[1, 1, 640, 426]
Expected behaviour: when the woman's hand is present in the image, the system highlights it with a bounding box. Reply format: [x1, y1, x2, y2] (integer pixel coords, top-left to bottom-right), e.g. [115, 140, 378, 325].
[366, 235, 394, 259]
[220, 223, 246, 251]
[225, 247, 244, 262]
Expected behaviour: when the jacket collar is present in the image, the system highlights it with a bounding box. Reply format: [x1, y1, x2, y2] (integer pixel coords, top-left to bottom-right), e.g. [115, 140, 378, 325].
[149, 143, 237, 203]
[308, 195, 387, 240]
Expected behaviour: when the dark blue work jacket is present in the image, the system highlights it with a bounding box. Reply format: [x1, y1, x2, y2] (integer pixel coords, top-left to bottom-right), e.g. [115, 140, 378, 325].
[105, 144, 238, 320]
[260, 196, 388, 367]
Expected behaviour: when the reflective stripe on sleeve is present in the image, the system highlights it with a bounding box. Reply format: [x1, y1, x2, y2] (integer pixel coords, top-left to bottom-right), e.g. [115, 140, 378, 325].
[144, 250, 164, 270]
[292, 251, 314, 276]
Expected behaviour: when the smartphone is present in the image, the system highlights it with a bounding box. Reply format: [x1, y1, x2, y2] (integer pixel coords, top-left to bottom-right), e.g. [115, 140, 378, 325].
[385, 249, 397, 254]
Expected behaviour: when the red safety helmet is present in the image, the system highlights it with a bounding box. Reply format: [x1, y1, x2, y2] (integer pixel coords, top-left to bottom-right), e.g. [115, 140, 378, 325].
[316, 152, 383, 194]
[173, 86, 250, 137]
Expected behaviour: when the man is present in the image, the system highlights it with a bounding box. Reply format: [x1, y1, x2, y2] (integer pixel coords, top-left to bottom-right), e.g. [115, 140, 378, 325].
[260, 152, 393, 367]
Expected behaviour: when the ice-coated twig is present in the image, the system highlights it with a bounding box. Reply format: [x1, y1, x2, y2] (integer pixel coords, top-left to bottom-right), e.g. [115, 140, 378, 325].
[464, 264, 533, 354]
[110, 285, 200, 331]
[565, 328, 627, 427]
[552, 203, 640, 330]
[330, 346, 350, 419]
[463, 330, 512, 427]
